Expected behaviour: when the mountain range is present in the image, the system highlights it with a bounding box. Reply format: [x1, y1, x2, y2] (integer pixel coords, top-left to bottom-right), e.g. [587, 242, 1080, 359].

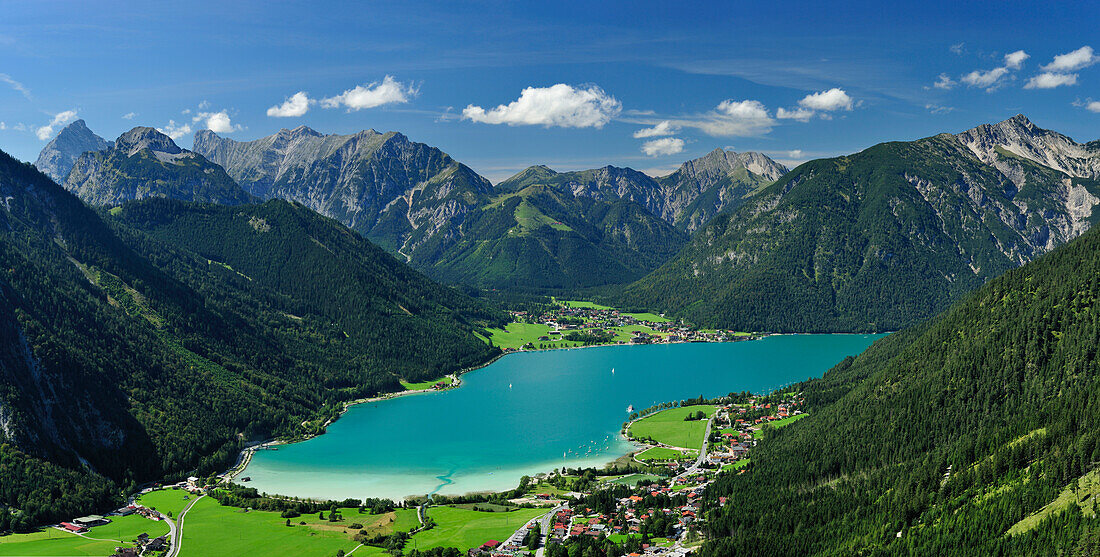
[701, 193, 1100, 555]
[622, 115, 1100, 332]
[0, 149, 501, 527]
[191, 126, 785, 289]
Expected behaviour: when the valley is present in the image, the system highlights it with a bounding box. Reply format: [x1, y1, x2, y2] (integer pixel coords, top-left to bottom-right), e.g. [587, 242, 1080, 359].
[3, 79, 1100, 557]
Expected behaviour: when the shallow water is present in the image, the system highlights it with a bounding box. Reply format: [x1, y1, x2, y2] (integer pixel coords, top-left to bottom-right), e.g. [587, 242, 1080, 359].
[242, 335, 883, 501]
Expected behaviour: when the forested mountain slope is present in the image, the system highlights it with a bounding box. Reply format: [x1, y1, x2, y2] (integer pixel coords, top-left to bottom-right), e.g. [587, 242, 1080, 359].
[701, 207, 1100, 556]
[427, 181, 687, 290]
[64, 127, 254, 206]
[623, 115, 1100, 332]
[0, 151, 501, 529]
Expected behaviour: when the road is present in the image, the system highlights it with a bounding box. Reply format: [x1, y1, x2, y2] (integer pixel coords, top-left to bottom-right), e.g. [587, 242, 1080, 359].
[502, 502, 564, 557]
[164, 494, 204, 557]
[680, 415, 715, 478]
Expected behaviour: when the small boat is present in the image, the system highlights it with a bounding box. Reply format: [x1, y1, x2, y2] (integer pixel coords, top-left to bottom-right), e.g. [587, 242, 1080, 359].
[627, 405, 634, 413]
[509, 383, 513, 389]
[612, 368, 615, 374]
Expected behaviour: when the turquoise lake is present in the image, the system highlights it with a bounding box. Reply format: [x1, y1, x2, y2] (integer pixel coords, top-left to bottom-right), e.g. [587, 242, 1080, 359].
[242, 334, 883, 501]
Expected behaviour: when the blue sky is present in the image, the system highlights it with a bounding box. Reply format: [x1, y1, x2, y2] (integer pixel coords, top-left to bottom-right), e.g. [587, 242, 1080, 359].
[2, 0, 1099, 182]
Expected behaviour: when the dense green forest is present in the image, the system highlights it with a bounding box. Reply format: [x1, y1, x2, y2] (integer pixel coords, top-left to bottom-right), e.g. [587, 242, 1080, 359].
[699, 218, 1100, 555]
[0, 151, 502, 529]
[622, 130, 1100, 333]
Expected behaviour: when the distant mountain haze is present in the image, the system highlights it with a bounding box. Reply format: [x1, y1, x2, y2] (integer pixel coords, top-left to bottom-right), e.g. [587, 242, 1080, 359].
[63, 126, 254, 206]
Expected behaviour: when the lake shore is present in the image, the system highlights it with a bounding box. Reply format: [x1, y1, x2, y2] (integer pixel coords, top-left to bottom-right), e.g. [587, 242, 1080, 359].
[226, 333, 885, 501]
[221, 337, 749, 485]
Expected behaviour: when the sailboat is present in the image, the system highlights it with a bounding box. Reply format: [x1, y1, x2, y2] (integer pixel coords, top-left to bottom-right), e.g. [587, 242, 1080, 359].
[612, 367, 615, 374]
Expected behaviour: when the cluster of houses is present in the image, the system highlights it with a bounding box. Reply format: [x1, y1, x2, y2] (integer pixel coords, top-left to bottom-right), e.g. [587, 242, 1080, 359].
[114, 533, 167, 556]
[504, 306, 748, 352]
[705, 399, 804, 468]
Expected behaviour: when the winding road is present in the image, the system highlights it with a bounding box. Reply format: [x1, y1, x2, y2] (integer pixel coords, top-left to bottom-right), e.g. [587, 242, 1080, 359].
[164, 494, 204, 557]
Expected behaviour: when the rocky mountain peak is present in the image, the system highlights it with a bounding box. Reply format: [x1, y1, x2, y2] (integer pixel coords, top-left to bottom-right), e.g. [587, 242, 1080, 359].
[33, 119, 111, 183]
[956, 114, 1100, 179]
[676, 149, 787, 181]
[114, 127, 183, 157]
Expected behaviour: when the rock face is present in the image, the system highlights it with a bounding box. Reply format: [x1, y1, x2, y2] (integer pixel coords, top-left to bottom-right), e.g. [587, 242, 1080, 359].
[655, 149, 788, 231]
[497, 150, 787, 232]
[623, 115, 1100, 332]
[956, 113, 1100, 179]
[33, 119, 110, 183]
[63, 127, 253, 206]
[193, 126, 493, 263]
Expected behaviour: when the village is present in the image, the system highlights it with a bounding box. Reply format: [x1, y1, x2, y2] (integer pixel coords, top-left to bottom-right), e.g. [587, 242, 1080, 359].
[496, 302, 755, 353]
[464, 395, 805, 557]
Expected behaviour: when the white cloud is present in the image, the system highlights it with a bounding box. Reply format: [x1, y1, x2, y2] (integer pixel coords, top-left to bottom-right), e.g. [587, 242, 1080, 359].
[797, 88, 854, 111]
[788, 149, 802, 159]
[0, 122, 5, 130]
[950, 43, 966, 55]
[35, 109, 77, 140]
[641, 137, 685, 157]
[267, 91, 311, 117]
[0, 73, 31, 100]
[1004, 50, 1030, 70]
[1087, 101, 1100, 113]
[321, 76, 417, 111]
[158, 120, 192, 140]
[1024, 72, 1078, 89]
[193, 110, 238, 133]
[1041, 46, 1097, 72]
[197, 100, 211, 110]
[961, 66, 1010, 89]
[122, 112, 136, 120]
[688, 99, 773, 136]
[925, 103, 954, 114]
[776, 107, 814, 122]
[715, 99, 769, 120]
[462, 83, 621, 128]
[632, 120, 678, 138]
[933, 73, 957, 90]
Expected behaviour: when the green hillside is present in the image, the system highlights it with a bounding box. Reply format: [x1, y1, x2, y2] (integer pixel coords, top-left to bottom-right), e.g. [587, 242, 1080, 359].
[623, 126, 1100, 332]
[427, 182, 687, 290]
[700, 221, 1100, 555]
[0, 151, 502, 530]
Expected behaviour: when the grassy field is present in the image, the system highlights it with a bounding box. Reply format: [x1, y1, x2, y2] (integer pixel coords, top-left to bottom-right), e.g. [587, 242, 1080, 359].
[629, 405, 716, 449]
[621, 312, 670, 323]
[720, 459, 751, 473]
[400, 375, 453, 391]
[603, 473, 665, 486]
[559, 300, 613, 310]
[0, 514, 170, 556]
[139, 487, 196, 518]
[752, 414, 808, 439]
[411, 506, 545, 552]
[635, 447, 697, 462]
[176, 496, 415, 557]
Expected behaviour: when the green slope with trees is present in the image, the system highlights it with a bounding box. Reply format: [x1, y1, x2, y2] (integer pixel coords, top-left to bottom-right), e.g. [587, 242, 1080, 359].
[623, 121, 1100, 332]
[700, 220, 1100, 555]
[0, 150, 502, 531]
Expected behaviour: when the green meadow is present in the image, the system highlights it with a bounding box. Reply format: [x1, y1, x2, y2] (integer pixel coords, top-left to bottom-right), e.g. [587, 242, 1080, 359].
[176, 496, 416, 557]
[0, 514, 169, 556]
[628, 405, 716, 449]
[410, 506, 545, 552]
